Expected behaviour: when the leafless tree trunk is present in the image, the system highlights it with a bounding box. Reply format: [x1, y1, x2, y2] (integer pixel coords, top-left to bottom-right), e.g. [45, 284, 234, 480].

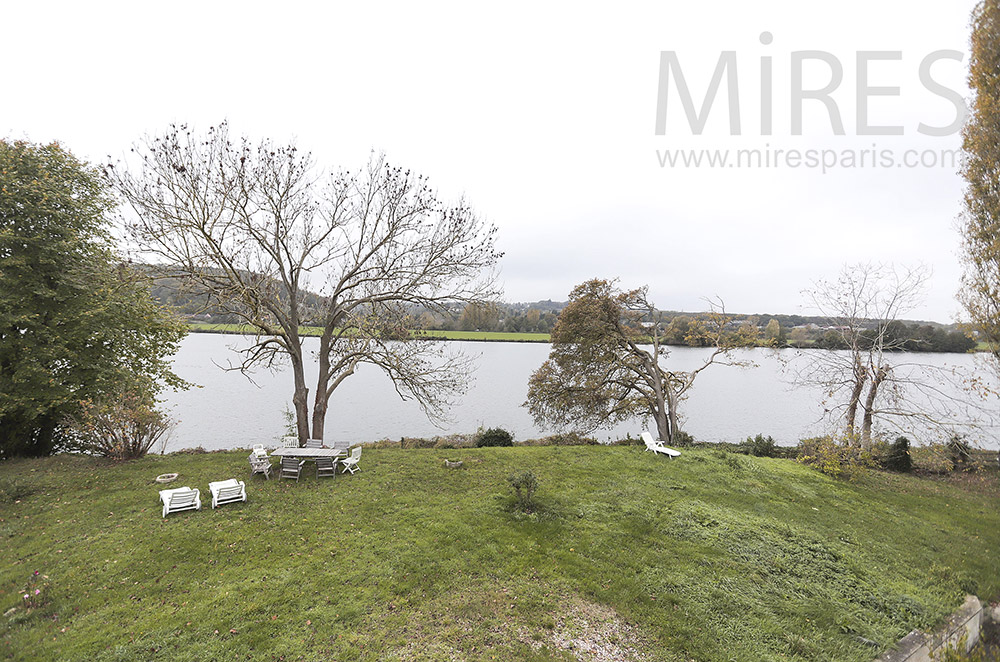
[844, 353, 867, 442]
[793, 263, 984, 449]
[860, 364, 888, 446]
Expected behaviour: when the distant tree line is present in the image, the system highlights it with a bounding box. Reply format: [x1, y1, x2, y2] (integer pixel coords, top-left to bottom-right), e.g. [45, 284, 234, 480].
[150, 276, 976, 353]
[792, 320, 975, 353]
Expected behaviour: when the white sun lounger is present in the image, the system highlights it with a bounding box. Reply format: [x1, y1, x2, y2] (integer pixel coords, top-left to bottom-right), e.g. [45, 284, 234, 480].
[159, 486, 201, 517]
[641, 432, 681, 458]
[209, 479, 247, 509]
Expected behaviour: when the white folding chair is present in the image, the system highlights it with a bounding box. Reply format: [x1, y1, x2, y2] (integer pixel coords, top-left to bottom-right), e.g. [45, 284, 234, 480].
[340, 447, 362, 475]
[249, 454, 272, 479]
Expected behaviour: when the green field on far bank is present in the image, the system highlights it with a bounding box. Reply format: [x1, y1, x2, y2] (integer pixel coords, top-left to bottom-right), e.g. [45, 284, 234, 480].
[2, 446, 998, 661]
[187, 323, 550, 343]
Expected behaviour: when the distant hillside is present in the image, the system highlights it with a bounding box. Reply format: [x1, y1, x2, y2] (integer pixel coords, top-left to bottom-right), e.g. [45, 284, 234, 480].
[139, 265, 974, 351]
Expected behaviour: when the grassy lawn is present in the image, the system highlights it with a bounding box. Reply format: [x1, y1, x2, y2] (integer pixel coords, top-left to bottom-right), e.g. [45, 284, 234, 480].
[187, 324, 550, 343]
[1, 447, 998, 661]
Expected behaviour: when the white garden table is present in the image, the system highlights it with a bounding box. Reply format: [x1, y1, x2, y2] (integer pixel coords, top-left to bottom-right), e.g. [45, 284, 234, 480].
[268, 447, 346, 460]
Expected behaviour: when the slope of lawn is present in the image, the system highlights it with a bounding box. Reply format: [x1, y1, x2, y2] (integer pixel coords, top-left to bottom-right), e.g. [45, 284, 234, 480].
[1, 446, 998, 661]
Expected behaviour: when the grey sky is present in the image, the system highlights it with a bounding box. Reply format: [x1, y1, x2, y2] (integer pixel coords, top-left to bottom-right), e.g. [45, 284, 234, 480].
[4, 1, 979, 322]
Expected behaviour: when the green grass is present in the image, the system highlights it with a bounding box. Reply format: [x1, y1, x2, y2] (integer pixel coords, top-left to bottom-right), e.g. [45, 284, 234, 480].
[187, 323, 550, 343]
[2, 447, 998, 661]
[188, 323, 325, 336]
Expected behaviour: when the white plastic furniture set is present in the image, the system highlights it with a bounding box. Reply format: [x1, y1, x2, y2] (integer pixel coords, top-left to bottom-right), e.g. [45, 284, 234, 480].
[641, 431, 681, 458]
[159, 479, 247, 517]
[263, 441, 362, 479]
[160, 442, 362, 516]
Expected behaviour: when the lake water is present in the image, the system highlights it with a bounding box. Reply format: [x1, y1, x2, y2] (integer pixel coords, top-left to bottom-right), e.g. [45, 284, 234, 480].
[159, 334, 998, 451]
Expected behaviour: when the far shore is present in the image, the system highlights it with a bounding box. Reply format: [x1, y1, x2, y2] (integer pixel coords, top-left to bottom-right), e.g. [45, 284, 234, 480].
[187, 322, 551, 343]
[186, 323, 987, 352]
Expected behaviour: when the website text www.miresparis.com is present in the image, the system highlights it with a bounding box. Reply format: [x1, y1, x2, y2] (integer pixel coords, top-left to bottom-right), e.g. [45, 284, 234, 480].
[655, 145, 962, 174]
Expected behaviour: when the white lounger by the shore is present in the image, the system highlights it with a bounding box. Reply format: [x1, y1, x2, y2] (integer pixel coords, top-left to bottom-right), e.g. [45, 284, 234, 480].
[641, 432, 681, 458]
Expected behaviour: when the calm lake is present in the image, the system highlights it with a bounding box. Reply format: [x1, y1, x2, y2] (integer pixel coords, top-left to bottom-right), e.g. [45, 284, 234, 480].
[160, 333, 998, 451]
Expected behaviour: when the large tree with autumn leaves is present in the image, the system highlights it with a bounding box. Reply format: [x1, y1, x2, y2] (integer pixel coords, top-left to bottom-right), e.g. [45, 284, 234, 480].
[524, 279, 754, 443]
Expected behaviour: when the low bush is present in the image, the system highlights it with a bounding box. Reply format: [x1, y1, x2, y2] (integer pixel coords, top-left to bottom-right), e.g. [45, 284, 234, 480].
[520, 432, 599, 446]
[881, 436, 913, 473]
[367, 435, 476, 450]
[64, 392, 174, 460]
[672, 430, 695, 447]
[507, 470, 538, 512]
[797, 436, 875, 478]
[947, 435, 974, 471]
[475, 427, 514, 447]
[20, 570, 50, 611]
[740, 433, 778, 457]
[433, 435, 476, 449]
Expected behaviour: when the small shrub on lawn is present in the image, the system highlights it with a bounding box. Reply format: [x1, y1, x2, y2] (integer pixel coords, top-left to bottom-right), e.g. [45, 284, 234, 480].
[740, 434, 777, 457]
[672, 430, 695, 447]
[476, 427, 514, 447]
[947, 435, 974, 471]
[65, 391, 174, 460]
[797, 436, 875, 479]
[21, 570, 51, 611]
[881, 436, 913, 473]
[508, 470, 538, 511]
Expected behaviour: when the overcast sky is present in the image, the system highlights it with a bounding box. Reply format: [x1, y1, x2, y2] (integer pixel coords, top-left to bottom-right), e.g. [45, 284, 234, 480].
[4, 1, 980, 322]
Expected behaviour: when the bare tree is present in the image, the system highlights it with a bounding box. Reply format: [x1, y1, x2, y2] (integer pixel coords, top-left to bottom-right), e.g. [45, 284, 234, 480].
[524, 279, 755, 442]
[107, 123, 500, 443]
[794, 263, 980, 448]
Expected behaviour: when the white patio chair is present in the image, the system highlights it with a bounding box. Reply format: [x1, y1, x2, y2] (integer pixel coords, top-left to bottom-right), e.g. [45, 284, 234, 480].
[159, 487, 201, 518]
[282, 436, 299, 448]
[280, 457, 306, 481]
[249, 454, 272, 480]
[340, 446, 362, 475]
[641, 432, 681, 458]
[209, 479, 247, 508]
[251, 443, 268, 458]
